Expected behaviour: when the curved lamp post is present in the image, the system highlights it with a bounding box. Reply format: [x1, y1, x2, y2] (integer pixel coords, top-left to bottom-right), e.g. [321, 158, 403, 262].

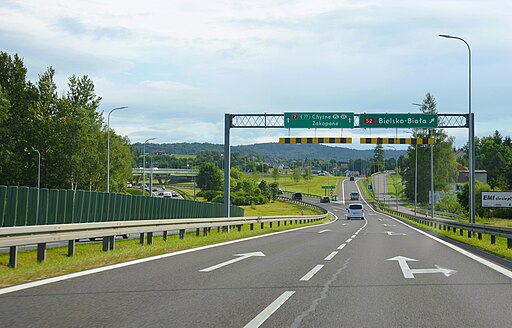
[107, 106, 128, 192]
[439, 34, 474, 224]
[143, 137, 157, 196]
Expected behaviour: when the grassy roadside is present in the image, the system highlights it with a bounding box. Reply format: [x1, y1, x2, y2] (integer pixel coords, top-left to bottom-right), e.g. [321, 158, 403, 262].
[392, 212, 512, 260]
[0, 201, 328, 288]
[357, 179, 512, 260]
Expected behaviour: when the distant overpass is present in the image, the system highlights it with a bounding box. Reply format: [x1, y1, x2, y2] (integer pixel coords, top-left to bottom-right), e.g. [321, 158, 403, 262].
[131, 168, 199, 184]
[132, 168, 199, 176]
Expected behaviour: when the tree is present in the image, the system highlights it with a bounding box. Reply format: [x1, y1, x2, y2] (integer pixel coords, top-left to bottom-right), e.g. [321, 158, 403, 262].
[197, 162, 223, 191]
[372, 144, 384, 173]
[291, 167, 301, 183]
[272, 167, 280, 182]
[401, 93, 458, 203]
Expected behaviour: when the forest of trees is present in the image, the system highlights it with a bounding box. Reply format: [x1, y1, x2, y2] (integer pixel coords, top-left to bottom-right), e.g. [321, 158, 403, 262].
[0, 52, 133, 192]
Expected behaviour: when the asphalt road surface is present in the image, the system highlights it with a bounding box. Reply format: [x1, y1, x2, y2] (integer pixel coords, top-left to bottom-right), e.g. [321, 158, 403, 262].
[1, 178, 511, 327]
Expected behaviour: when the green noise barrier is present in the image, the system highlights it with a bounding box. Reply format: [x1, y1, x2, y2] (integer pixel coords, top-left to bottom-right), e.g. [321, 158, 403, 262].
[0, 185, 244, 227]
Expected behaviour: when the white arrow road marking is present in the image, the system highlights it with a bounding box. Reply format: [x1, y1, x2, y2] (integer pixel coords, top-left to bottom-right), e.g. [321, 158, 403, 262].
[200, 252, 265, 272]
[383, 224, 396, 227]
[244, 291, 295, 328]
[324, 251, 338, 261]
[300, 265, 324, 281]
[384, 231, 407, 236]
[318, 229, 332, 234]
[387, 256, 457, 279]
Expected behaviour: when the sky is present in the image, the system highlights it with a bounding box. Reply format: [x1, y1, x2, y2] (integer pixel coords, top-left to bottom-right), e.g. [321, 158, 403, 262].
[1, 0, 511, 150]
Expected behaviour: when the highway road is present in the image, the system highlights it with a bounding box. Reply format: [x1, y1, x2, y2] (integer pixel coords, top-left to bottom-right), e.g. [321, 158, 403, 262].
[1, 178, 511, 327]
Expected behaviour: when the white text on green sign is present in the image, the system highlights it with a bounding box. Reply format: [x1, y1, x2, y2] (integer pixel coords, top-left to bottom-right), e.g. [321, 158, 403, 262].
[359, 113, 438, 128]
[284, 112, 354, 129]
[321, 185, 336, 189]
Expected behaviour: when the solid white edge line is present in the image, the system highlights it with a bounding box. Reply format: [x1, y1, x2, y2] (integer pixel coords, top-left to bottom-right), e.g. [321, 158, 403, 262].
[324, 251, 338, 261]
[300, 264, 325, 281]
[0, 213, 339, 295]
[243, 291, 295, 328]
[356, 176, 512, 278]
[379, 207, 512, 279]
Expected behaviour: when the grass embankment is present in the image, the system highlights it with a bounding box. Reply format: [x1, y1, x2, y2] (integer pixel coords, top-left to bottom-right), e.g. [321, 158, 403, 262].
[0, 200, 327, 288]
[259, 173, 345, 197]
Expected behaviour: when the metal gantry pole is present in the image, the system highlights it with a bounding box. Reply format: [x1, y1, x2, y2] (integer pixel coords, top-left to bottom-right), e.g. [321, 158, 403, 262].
[107, 106, 127, 193]
[430, 144, 435, 218]
[414, 144, 418, 215]
[223, 114, 231, 217]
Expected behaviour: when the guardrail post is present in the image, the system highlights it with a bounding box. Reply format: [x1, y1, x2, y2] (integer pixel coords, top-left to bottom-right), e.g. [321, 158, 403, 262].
[147, 232, 153, 245]
[217, 226, 221, 232]
[9, 246, 17, 268]
[250, 223, 254, 230]
[196, 228, 200, 236]
[102, 237, 109, 251]
[68, 240, 75, 257]
[277, 221, 281, 227]
[491, 235, 496, 244]
[261, 222, 264, 229]
[508, 238, 512, 249]
[237, 225, 242, 232]
[467, 231, 472, 238]
[179, 229, 185, 239]
[284, 220, 287, 226]
[460, 228, 463, 236]
[203, 227, 208, 236]
[139, 233, 145, 245]
[36, 243, 47, 262]
[477, 232, 482, 240]
[163, 231, 168, 241]
[110, 236, 116, 250]
[269, 222, 273, 228]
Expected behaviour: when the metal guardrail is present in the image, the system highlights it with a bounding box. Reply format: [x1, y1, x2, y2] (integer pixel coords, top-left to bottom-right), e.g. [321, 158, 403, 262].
[380, 206, 512, 249]
[277, 195, 327, 214]
[1, 213, 328, 268]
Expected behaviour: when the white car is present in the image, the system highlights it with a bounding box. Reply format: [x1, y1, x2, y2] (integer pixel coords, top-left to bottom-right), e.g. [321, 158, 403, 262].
[347, 203, 364, 220]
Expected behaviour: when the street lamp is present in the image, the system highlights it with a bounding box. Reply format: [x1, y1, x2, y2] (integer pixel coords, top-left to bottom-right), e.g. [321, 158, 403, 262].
[107, 106, 128, 193]
[143, 137, 157, 196]
[33, 149, 41, 189]
[385, 146, 399, 211]
[439, 34, 474, 224]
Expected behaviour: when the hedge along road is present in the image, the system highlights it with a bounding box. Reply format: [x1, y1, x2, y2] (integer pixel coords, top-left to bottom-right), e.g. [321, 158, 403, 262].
[1, 188, 511, 327]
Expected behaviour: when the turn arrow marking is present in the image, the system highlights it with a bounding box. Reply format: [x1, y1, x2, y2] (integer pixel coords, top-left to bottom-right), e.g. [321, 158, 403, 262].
[384, 231, 407, 236]
[387, 256, 457, 279]
[200, 252, 266, 272]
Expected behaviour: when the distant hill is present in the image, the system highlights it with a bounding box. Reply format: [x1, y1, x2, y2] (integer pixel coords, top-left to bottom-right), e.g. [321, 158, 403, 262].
[132, 142, 406, 162]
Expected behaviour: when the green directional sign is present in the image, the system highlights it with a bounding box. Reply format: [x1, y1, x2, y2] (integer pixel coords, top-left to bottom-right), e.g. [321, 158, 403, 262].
[321, 185, 336, 189]
[359, 113, 438, 128]
[284, 112, 354, 129]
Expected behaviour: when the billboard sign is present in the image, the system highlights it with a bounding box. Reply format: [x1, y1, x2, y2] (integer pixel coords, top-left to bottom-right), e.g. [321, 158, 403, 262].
[482, 192, 512, 208]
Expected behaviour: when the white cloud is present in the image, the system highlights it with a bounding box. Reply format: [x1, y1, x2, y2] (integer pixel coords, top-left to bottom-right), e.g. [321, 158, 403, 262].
[1, 0, 511, 148]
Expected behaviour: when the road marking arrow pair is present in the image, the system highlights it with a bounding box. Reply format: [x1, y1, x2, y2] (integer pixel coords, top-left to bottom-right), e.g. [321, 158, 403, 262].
[387, 256, 457, 279]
